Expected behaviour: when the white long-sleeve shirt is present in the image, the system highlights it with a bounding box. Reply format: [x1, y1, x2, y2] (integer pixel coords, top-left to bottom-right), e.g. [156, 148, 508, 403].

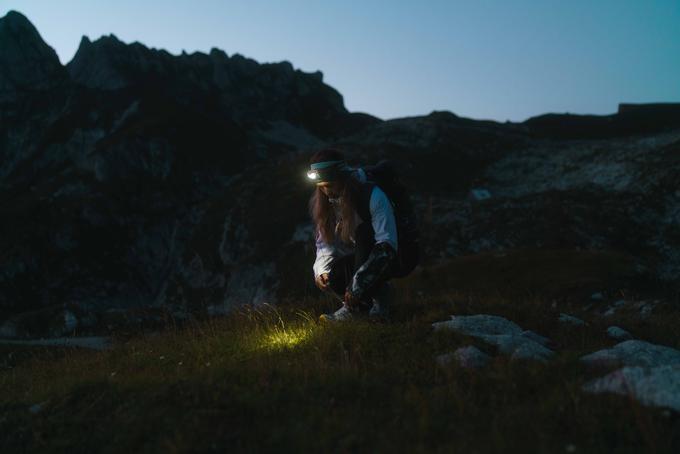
[312, 168, 398, 278]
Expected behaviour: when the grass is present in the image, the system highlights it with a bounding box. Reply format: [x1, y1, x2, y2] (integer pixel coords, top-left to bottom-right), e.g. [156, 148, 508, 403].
[1, 248, 679, 453]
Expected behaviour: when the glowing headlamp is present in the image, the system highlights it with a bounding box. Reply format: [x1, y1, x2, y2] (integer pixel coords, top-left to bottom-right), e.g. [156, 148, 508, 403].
[306, 160, 347, 183]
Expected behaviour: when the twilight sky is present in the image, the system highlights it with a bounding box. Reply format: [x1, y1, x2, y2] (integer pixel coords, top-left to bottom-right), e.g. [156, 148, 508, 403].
[3, 0, 679, 122]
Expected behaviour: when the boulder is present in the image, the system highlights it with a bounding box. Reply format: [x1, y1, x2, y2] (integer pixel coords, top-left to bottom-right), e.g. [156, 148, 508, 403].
[606, 326, 633, 341]
[477, 333, 554, 362]
[432, 314, 554, 362]
[582, 365, 680, 413]
[432, 314, 523, 336]
[580, 340, 680, 369]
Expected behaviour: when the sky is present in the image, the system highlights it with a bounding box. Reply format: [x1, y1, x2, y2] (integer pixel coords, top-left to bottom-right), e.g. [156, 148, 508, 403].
[2, 0, 679, 122]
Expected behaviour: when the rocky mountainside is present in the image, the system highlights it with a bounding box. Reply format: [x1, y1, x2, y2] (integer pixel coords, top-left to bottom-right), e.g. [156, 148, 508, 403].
[1, 10, 679, 338]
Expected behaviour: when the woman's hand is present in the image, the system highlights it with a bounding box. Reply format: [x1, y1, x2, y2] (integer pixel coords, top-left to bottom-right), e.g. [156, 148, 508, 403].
[315, 273, 330, 291]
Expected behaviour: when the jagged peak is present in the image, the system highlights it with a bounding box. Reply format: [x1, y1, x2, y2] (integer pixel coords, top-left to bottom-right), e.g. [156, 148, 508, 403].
[90, 33, 125, 47]
[0, 10, 53, 49]
[0, 9, 65, 96]
[0, 10, 32, 27]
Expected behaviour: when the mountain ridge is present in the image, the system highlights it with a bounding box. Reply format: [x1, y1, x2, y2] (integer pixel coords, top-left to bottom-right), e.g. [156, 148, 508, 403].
[0, 10, 679, 339]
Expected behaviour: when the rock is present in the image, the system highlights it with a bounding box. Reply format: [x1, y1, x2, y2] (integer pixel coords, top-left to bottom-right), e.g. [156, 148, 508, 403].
[0, 320, 18, 338]
[478, 333, 555, 362]
[602, 306, 617, 317]
[558, 313, 585, 326]
[432, 314, 554, 362]
[612, 299, 626, 308]
[432, 314, 523, 336]
[520, 330, 553, 347]
[582, 365, 680, 413]
[606, 326, 633, 341]
[580, 340, 680, 369]
[436, 345, 491, 369]
[469, 188, 491, 201]
[591, 292, 604, 301]
[639, 303, 654, 319]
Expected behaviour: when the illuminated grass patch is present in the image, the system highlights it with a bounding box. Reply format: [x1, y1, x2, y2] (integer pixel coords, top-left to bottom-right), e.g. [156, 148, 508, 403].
[260, 326, 314, 350]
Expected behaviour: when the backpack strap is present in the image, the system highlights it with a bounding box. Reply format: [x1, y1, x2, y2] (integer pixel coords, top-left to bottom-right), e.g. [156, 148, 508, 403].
[356, 181, 375, 226]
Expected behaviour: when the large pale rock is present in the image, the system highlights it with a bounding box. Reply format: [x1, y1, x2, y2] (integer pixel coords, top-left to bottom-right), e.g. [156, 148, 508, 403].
[582, 365, 680, 413]
[477, 333, 555, 362]
[580, 340, 680, 369]
[432, 314, 554, 362]
[432, 314, 523, 336]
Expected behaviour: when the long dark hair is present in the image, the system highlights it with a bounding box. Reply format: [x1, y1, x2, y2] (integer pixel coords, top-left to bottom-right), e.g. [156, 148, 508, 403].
[308, 149, 363, 245]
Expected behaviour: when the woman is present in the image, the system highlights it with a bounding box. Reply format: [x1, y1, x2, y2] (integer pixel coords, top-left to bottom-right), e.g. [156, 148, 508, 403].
[307, 148, 400, 322]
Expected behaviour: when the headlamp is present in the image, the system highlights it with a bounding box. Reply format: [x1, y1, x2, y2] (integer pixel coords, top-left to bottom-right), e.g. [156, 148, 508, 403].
[306, 160, 348, 183]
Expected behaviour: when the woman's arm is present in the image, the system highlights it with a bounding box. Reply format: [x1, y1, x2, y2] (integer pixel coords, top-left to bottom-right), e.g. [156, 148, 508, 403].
[313, 227, 336, 279]
[348, 187, 398, 303]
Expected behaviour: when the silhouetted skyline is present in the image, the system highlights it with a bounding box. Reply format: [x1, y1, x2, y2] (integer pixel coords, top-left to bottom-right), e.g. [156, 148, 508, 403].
[3, 0, 679, 122]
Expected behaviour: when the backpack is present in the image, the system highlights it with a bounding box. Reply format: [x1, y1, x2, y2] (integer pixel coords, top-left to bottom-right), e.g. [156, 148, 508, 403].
[357, 159, 420, 277]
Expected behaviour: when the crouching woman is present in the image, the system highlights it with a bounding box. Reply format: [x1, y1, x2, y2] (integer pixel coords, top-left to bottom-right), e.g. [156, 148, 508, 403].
[307, 148, 414, 322]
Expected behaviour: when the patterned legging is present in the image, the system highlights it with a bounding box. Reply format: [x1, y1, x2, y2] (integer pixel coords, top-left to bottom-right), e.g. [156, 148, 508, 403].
[326, 222, 395, 307]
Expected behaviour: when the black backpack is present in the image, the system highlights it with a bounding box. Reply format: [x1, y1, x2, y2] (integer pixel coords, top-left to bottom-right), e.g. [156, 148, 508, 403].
[357, 160, 420, 277]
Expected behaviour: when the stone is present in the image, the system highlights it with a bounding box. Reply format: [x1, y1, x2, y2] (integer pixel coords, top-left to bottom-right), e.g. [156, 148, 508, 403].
[606, 326, 633, 341]
[0, 320, 18, 338]
[432, 314, 554, 362]
[602, 306, 617, 317]
[558, 313, 585, 326]
[639, 303, 654, 318]
[582, 365, 680, 413]
[477, 334, 555, 362]
[580, 340, 680, 369]
[432, 314, 523, 337]
[520, 330, 553, 347]
[470, 188, 491, 201]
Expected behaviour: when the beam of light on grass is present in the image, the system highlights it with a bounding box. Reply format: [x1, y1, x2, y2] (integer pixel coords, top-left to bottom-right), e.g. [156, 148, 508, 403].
[248, 306, 317, 351]
[261, 327, 313, 351]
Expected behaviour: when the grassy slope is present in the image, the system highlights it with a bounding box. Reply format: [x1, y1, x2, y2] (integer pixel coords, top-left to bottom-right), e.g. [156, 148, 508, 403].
[1, 248, 679, 453]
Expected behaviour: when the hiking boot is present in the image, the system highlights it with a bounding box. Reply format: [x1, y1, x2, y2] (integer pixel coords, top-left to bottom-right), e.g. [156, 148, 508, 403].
[369, 281, 395, 321]
[319, 305, 354, 323]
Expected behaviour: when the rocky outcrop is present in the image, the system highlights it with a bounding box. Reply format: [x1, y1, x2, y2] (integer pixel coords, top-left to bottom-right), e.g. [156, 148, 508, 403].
[66, 34, 376, 138]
